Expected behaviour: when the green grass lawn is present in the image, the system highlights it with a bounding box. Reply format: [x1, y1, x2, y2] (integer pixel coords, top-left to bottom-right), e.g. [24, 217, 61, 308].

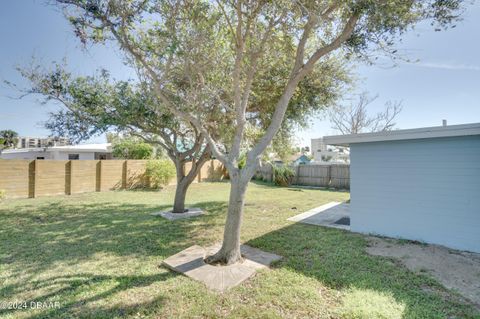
[0, 182, 478, 319]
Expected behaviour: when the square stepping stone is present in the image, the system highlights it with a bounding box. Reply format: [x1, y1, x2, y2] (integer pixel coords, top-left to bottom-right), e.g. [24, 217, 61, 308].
[162, 244, 282, 292]
[151, 207, 203, 220]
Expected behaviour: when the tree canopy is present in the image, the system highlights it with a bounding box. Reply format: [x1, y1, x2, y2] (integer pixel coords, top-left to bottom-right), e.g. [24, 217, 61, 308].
[54, 0, 465, 264]
[111, 138, 154, 159]
[56, 0, 462, 165]
[17, 63, 212, 213]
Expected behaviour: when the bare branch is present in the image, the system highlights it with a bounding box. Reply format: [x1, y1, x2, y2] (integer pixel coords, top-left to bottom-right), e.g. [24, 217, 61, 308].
[329, 92, 403, 134]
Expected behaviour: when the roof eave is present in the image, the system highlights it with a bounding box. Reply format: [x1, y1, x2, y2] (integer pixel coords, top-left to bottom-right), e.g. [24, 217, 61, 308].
[323, 122, 480, 146]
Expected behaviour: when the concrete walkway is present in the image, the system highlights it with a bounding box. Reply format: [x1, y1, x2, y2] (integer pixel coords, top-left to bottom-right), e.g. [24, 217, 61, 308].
[287, 202, 351, 230]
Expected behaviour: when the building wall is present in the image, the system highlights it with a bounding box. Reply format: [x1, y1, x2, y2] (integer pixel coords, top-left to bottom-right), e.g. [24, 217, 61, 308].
[52, 151, 96, 160]
[350, 135, 480, 253]
[311, 138, 326, 162]
[311, 138, 349, 163]
[0, 150, 97, 160]
[0, 150, 52, 160]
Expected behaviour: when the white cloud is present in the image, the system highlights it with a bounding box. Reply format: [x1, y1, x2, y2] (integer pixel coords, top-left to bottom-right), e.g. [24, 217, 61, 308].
[413, 62, 480, 71]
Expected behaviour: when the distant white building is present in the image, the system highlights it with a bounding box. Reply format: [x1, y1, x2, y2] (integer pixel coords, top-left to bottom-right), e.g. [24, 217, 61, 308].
[311, 137, 349, 163]
[15, 136, 70, 149]
[0, 143, 112, 160]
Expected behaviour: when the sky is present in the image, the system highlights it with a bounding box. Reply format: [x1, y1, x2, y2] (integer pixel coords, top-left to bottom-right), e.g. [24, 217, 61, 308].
[0, 1, 479, 147]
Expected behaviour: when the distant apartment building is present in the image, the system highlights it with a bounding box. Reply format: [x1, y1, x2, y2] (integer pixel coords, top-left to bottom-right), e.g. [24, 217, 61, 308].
[16, 136, 70, 149]
[311, 137, 349, 163]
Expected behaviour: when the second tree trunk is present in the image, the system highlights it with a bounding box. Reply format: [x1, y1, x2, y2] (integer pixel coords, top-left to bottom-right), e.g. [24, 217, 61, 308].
[206, 174, 249, 264]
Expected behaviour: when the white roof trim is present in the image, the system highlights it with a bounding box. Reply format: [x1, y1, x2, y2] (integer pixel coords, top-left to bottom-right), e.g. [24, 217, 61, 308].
[50, 143, 111, 152]
[323, 122, 480, 146]
[0, 148, 47, 154]
[1, 143, 112, 154]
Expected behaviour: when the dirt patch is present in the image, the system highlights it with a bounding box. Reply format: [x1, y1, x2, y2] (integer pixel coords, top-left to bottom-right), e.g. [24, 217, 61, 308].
[366, 237, 480, 309]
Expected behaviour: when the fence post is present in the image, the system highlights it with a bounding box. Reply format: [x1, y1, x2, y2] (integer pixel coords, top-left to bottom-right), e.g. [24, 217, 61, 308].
[270, 163, 274, 183]
[123, 160, 129, 189]
[96, 161, 102, 192]
[122, 160, 127, 189]
[28, 160, 35, 198]
[33, 160, 39, 198]
[328, 165, 332, 188]
[294, 165, 300, 185]
[65, 161, 72, 195]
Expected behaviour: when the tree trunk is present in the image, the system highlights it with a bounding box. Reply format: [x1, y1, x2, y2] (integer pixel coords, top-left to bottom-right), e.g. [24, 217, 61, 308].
[171, 152, 210, 214]
[172, 179, 189, 213]
[205, 173, 249, 265]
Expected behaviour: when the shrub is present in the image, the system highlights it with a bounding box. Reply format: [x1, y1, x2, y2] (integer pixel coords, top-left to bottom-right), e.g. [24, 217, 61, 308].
[0, 189, 6, 200]
[145, 159, 176, 189]
[273, 165, 295, 187]
[113, 140, 154, 159]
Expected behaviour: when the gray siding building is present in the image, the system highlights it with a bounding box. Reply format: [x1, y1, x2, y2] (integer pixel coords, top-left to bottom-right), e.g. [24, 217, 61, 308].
[325, 123, 480, 253]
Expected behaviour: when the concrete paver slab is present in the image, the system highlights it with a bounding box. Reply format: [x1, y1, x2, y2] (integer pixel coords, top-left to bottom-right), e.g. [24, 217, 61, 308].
[151, 207, 203, 220]
[163, 244, 282, 292]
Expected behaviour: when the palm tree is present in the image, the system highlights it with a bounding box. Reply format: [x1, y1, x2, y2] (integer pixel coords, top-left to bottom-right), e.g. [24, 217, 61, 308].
[0, 130, 19, 149]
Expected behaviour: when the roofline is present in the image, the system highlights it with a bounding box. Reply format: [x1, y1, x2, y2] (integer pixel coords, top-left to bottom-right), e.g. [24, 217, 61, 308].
[1, 146, 111, 154]
[49, 147, 111, 152]
[323, 122, 480, 146]
[52, 149, 110, 152]
[1, 148, 51, 154]
[50, 143, 111, 150]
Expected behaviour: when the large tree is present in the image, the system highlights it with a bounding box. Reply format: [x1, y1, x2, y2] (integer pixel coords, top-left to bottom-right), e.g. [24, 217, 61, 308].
[56, 0, 464, 264]
[17, 66, 212, 214]
[17, 55, 345, 213]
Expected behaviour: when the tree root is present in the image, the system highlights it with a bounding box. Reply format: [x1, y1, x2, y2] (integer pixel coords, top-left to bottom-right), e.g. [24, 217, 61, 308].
[171, 208, 189, 214]
[205, 249, 243, 265]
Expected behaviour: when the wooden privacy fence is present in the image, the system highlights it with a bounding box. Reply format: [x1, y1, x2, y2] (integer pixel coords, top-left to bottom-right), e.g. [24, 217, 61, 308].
[0, 159, 225, 199]
[255, 163, 274, 182]
[256, 163, 350, 189]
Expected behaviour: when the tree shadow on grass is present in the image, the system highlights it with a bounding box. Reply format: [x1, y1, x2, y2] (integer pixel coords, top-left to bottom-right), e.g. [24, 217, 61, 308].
[246, 223, 479, 318]
[0, 197, 230, 318]
[1, 202, 179, 272]
[0, 272, 173, 319]
[0, 199, 230, 268]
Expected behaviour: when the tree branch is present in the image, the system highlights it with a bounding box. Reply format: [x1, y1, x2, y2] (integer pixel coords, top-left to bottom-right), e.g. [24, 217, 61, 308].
[249, 13, 360, 160]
